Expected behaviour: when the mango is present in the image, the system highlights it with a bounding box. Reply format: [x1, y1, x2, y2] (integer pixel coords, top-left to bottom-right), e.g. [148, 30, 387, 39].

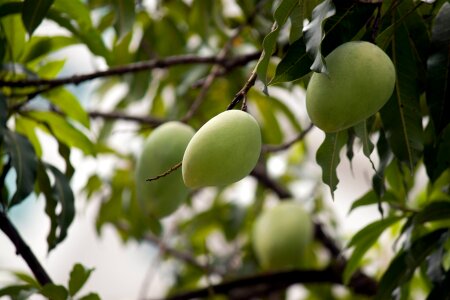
[252, 202, 313, 270]
[182, 110, 261, 188]
[135, 122, 195, 218]
[306, 41, 396, 132]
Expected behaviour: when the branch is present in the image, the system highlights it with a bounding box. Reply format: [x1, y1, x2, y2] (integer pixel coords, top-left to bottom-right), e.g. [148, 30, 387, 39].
[262, 123, 314, 153]
[0, 53, 260, 89]
[160, 265, 376, 300]
[0, 211, 53, 286]
[88, 110, 165, 127]
[226, 70, 257, 110]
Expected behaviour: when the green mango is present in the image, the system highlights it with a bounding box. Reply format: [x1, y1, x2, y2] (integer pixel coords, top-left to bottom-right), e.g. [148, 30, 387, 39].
[182, 110, 261, 188]
[252, 202, 313, 270]
[135, 122, 195, 218]
[306, 41, 396, 132]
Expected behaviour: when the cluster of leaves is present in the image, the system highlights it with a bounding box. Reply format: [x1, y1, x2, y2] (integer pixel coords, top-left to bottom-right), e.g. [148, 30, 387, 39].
[0, 0, 449, 299]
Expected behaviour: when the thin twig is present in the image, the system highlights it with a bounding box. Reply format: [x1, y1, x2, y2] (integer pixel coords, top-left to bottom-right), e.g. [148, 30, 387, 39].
[262, 123, 314, 153]
[226, 71, 257, 110]
[0, 212, 53, 286]
[89, 110, 165, 127]
[0, 53, 260, 89]
[146, 162, 182, 182]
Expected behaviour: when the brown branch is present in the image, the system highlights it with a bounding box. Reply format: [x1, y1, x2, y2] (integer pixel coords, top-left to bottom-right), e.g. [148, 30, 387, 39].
[146, 162, 182, 182]
[226, 71, 257, 110]
[88, 110, 165, 127]
[262, 123, 314, 153]
[160, 264, 376, 300]
[0, 53, 260, 89]
[0, 211, 53, 286]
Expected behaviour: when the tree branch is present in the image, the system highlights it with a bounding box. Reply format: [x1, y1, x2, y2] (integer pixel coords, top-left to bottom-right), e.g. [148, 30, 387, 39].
[0, 52, 260, 89]
[262, 123, 314, 153]
[160, 265, 376, 300]
[0, 211, 53, 286]
[226, 70, 257, 110]
[88, 110, 165, 127]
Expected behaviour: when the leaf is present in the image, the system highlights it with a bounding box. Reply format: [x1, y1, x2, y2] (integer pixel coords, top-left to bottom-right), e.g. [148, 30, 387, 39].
[427, 268, 450, 300]
[1, 13, 27, 61]
[379, 17, 423, 171]
[2, 129, 38, 208]
[302, 0, 336, 74]
[270, 37, 313, 84]
[413, 201, 450, 224]
[349, 190, 378, 213]
[372, 129, 393, 198]
[24, 111, 94, 155]
[424, 124, 450, 182]
[0, 2, 23, 19]
[68, 264, 94, 297]
[375, 229, 448, 300]
[353, 120, 375, 159]
[0, 94, 7, 128]
[78, 293, 101, 300]
[0, 284, 37, 298]
[316, 130, 347, 198]
[20, 35, 77, 63]
[256, 0, 299, 86]
[43, 88, 90, 128]
[344, 216, 403, 284]
[112, 0, 135, 39]
[15, 116, 42, 157]
[40, 284, 68, 300]
[21, 0, 54, 35]
[289, 2, 304, 43]
[426, 2, 450, 134]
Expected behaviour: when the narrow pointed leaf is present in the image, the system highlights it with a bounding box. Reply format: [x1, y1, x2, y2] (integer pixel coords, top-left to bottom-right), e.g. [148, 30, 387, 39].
[303, 0, 336, 74]
[22, 0, 54, 35]
[354, 120, 376, 171]
[316, 131, 347, 198]
[256, 0, 298, 85]
[112, 0, 135, 38]
[2, 130, 37, 207]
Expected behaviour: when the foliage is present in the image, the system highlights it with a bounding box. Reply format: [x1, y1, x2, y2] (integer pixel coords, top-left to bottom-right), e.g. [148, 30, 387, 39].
[0, 0, 449, 299]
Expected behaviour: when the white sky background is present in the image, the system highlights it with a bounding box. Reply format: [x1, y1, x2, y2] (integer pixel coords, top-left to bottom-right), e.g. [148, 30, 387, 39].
[0, 1, 422, 299]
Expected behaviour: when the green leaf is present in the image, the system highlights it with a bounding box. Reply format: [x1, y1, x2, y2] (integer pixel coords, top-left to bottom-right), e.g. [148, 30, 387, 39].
[289, 2, 304, 43]
[349, 190, 378, 213]
[344, 216, 403, 283]
[112, 0, 135, 38]
[21, 0, 54, 35]
[413, 201, 450, 224]
[68, 264, 94, 297]
[379, 17, 423, 171]
[256, 0, 298, 86]
[0, 94, 7, 127]
[0, 2, 22, 19]
[353, 120, 374, 159]
[375, 229, 448, 300]
[24, 111, 94, 155]
[37, 162, 75, 251]
[40, 284, 68, 300]
[316, 130, 347, 198]
[424, 123, 450, 182]
[2, 129, 38, 207]
[1, 13, 27, 61]
[427, 268, 450, 300]
[20, 35, 77, 63]
[43, 88, 90, 128]
[270, 37, 313, 84]
[303, 0, 336, 74]
[78, 293, 101, 300]
[427, 2, 450, 134]
[15, 116, 42, 157]
[0, 284, 37, 298]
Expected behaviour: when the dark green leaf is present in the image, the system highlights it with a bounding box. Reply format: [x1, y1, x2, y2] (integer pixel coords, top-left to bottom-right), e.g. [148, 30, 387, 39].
[424, 124, 450, 182]
[78, 293, 101, 300]
[344, 216, 403, 283]
[372, 129, 392, 198]
[427, 268, 450, 300]
[0, 2, 23, 19]
[427, 2, 450, 134]
[2, 129, 37, 207]
[303, 0, 336, 74]
[379, 18, 423, 171]
[414, 201, 450, 224]
[289, 2, 304, 43]
[256, 0, 298, 85]
[15, 116, 42, 157]
[68, 264, 94, 297]
[375, 229, 448, 300]
[0, 94, 7, 127]
[20, 35, 77, 63]
[0, 284, 37, 298]
[270, 37, 313, 84]
[353, 120, 375, 160]
[316, 130, 347, 198]
[40, 284, 68, 300]
[21, 0, 54, 35]
[349, 190, 378, 213]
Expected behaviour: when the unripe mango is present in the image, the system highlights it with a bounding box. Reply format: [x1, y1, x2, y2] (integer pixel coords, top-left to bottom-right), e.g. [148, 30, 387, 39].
[252, 202, 313, 270]
[135, 122, 195, 218]
[182, 110, 261, 188]
[306, 41, 396, 132]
